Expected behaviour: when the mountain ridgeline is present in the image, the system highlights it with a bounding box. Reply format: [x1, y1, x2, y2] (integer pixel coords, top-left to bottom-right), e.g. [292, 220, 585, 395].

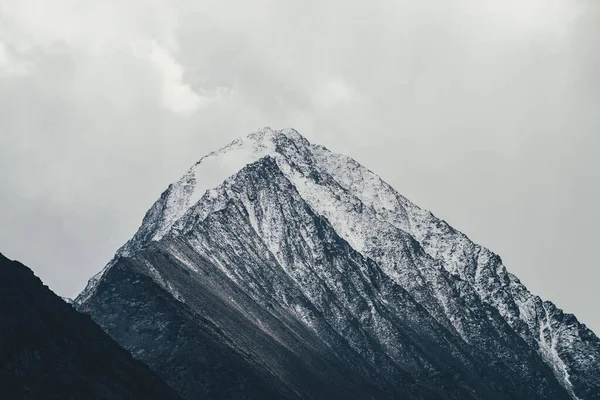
[76, 128, 600, 399]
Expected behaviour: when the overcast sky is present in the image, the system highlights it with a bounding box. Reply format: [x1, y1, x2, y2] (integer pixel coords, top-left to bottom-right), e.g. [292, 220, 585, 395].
[0, 0, 598, 332]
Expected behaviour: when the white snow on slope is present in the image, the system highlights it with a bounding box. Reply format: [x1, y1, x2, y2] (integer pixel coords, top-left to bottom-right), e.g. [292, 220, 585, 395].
[150, 128, 286, 243]
[539, 304, 582, 400]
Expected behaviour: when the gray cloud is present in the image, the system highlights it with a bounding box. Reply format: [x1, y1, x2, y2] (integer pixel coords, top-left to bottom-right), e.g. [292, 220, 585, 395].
[0, 0, 598, 332]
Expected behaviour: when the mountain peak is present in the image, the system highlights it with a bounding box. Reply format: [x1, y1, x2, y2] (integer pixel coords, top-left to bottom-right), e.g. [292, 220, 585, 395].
[193, 127, 308, 185]
[248, 126, 306, 141]
[200, 127, 309, 162]
[77, 127, 600, 400]
[76, 127, 313, 304]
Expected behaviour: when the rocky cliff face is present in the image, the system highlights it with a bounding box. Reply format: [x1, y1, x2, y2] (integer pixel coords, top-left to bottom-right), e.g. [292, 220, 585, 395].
[77, 128, 600, 399]
[0, 253, 182, 400]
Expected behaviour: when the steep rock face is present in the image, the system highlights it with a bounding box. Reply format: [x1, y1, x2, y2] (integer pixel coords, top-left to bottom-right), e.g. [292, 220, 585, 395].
[77, 128, 599, 399]
[0, 253, 182, 400]
[310, 145, 600, 399]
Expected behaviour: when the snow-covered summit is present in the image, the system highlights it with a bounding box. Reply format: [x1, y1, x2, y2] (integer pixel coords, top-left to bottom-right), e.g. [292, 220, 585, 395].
[76, 127, 310, 303]
[77, 127, 600, 400]
[141, 128, 310, 244]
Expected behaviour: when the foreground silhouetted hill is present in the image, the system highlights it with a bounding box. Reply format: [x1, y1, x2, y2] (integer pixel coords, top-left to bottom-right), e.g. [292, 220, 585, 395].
[0, 252, 182, 400]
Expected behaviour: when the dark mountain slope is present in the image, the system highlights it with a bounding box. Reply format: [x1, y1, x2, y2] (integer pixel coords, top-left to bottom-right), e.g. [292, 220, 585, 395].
[0, 253, 182, 400]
